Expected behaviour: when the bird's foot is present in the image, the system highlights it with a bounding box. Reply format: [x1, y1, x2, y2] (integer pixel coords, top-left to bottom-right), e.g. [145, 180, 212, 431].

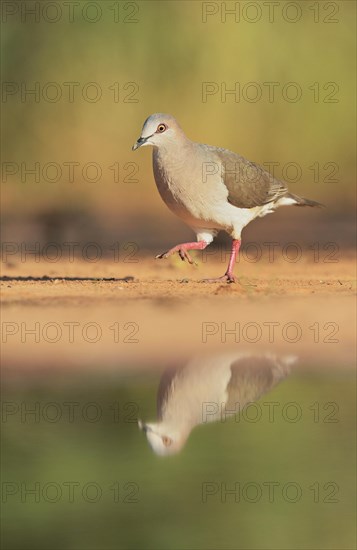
[156, 246, 195, 264]
[201, 272, 238, 284]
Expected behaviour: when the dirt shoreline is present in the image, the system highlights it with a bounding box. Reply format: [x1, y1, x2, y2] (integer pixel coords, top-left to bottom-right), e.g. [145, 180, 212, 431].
[1, 255, 355, 304]
[1, 256, 355, 370]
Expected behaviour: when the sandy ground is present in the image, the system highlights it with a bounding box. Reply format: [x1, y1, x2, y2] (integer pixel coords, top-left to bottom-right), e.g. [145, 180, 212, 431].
[1, 252, 355, 302]
[1, 253, 356, 371]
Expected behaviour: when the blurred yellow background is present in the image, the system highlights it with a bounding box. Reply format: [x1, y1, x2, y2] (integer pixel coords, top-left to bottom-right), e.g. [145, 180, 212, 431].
[1, 4, 356, 550]
[1, 0, 356, 251]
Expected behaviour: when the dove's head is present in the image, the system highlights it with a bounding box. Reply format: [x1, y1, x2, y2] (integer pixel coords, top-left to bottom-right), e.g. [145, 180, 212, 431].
[138, 419, 189, 456]
[132, 113, 184, 151]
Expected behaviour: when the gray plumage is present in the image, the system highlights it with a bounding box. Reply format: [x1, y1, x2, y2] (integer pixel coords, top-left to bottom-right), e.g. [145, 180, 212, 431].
[132, 113, 322, 281]
[139, 352, 296, 456]
[213, 147, 321, 209]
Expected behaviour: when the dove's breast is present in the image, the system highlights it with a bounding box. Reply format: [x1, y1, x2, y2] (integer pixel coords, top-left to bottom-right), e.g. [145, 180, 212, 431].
[153, 151, 187, 214]
[152, 147, 232, 230]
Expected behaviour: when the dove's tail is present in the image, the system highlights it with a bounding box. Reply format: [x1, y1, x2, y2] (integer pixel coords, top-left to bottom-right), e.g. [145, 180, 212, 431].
[287, 193, 325, 208]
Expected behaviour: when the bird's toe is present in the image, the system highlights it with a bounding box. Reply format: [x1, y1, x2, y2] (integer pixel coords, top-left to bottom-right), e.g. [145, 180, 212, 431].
[201, 273, 238, 284]
[178, 249, 194, 264]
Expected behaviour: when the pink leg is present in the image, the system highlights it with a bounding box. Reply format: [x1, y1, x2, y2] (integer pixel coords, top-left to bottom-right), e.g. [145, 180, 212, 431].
[156, 241, 208, 264]
[203, 239, 241, 283]
[226, 239, 241, 279]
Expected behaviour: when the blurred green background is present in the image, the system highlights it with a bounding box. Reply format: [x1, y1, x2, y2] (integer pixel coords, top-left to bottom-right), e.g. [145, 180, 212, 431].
[2, 365, 356, 550]
[1, 0, 356, 251]
[1, 3, 356, 549]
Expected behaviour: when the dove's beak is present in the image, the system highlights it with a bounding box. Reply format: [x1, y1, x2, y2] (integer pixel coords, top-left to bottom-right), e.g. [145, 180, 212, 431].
[138, 420, 152, 433]
[132, 136, 148, 151]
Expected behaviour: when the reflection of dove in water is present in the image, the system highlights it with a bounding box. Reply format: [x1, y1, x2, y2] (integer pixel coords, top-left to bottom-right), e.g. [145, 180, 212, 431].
[138, 353, 296, 456]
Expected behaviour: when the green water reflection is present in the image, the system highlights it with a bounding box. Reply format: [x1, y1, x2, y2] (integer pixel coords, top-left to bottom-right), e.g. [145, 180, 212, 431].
[1, 364, 356, 550]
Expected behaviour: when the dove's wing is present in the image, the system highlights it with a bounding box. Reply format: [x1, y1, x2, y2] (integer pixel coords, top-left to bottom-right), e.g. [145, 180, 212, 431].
[225, 355, 294, 411]
[204, 146, 289, 208]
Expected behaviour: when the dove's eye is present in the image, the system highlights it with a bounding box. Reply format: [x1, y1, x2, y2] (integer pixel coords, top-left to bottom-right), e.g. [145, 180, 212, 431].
[162, 436, 172, 447]
[157, 124, 167, 133]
